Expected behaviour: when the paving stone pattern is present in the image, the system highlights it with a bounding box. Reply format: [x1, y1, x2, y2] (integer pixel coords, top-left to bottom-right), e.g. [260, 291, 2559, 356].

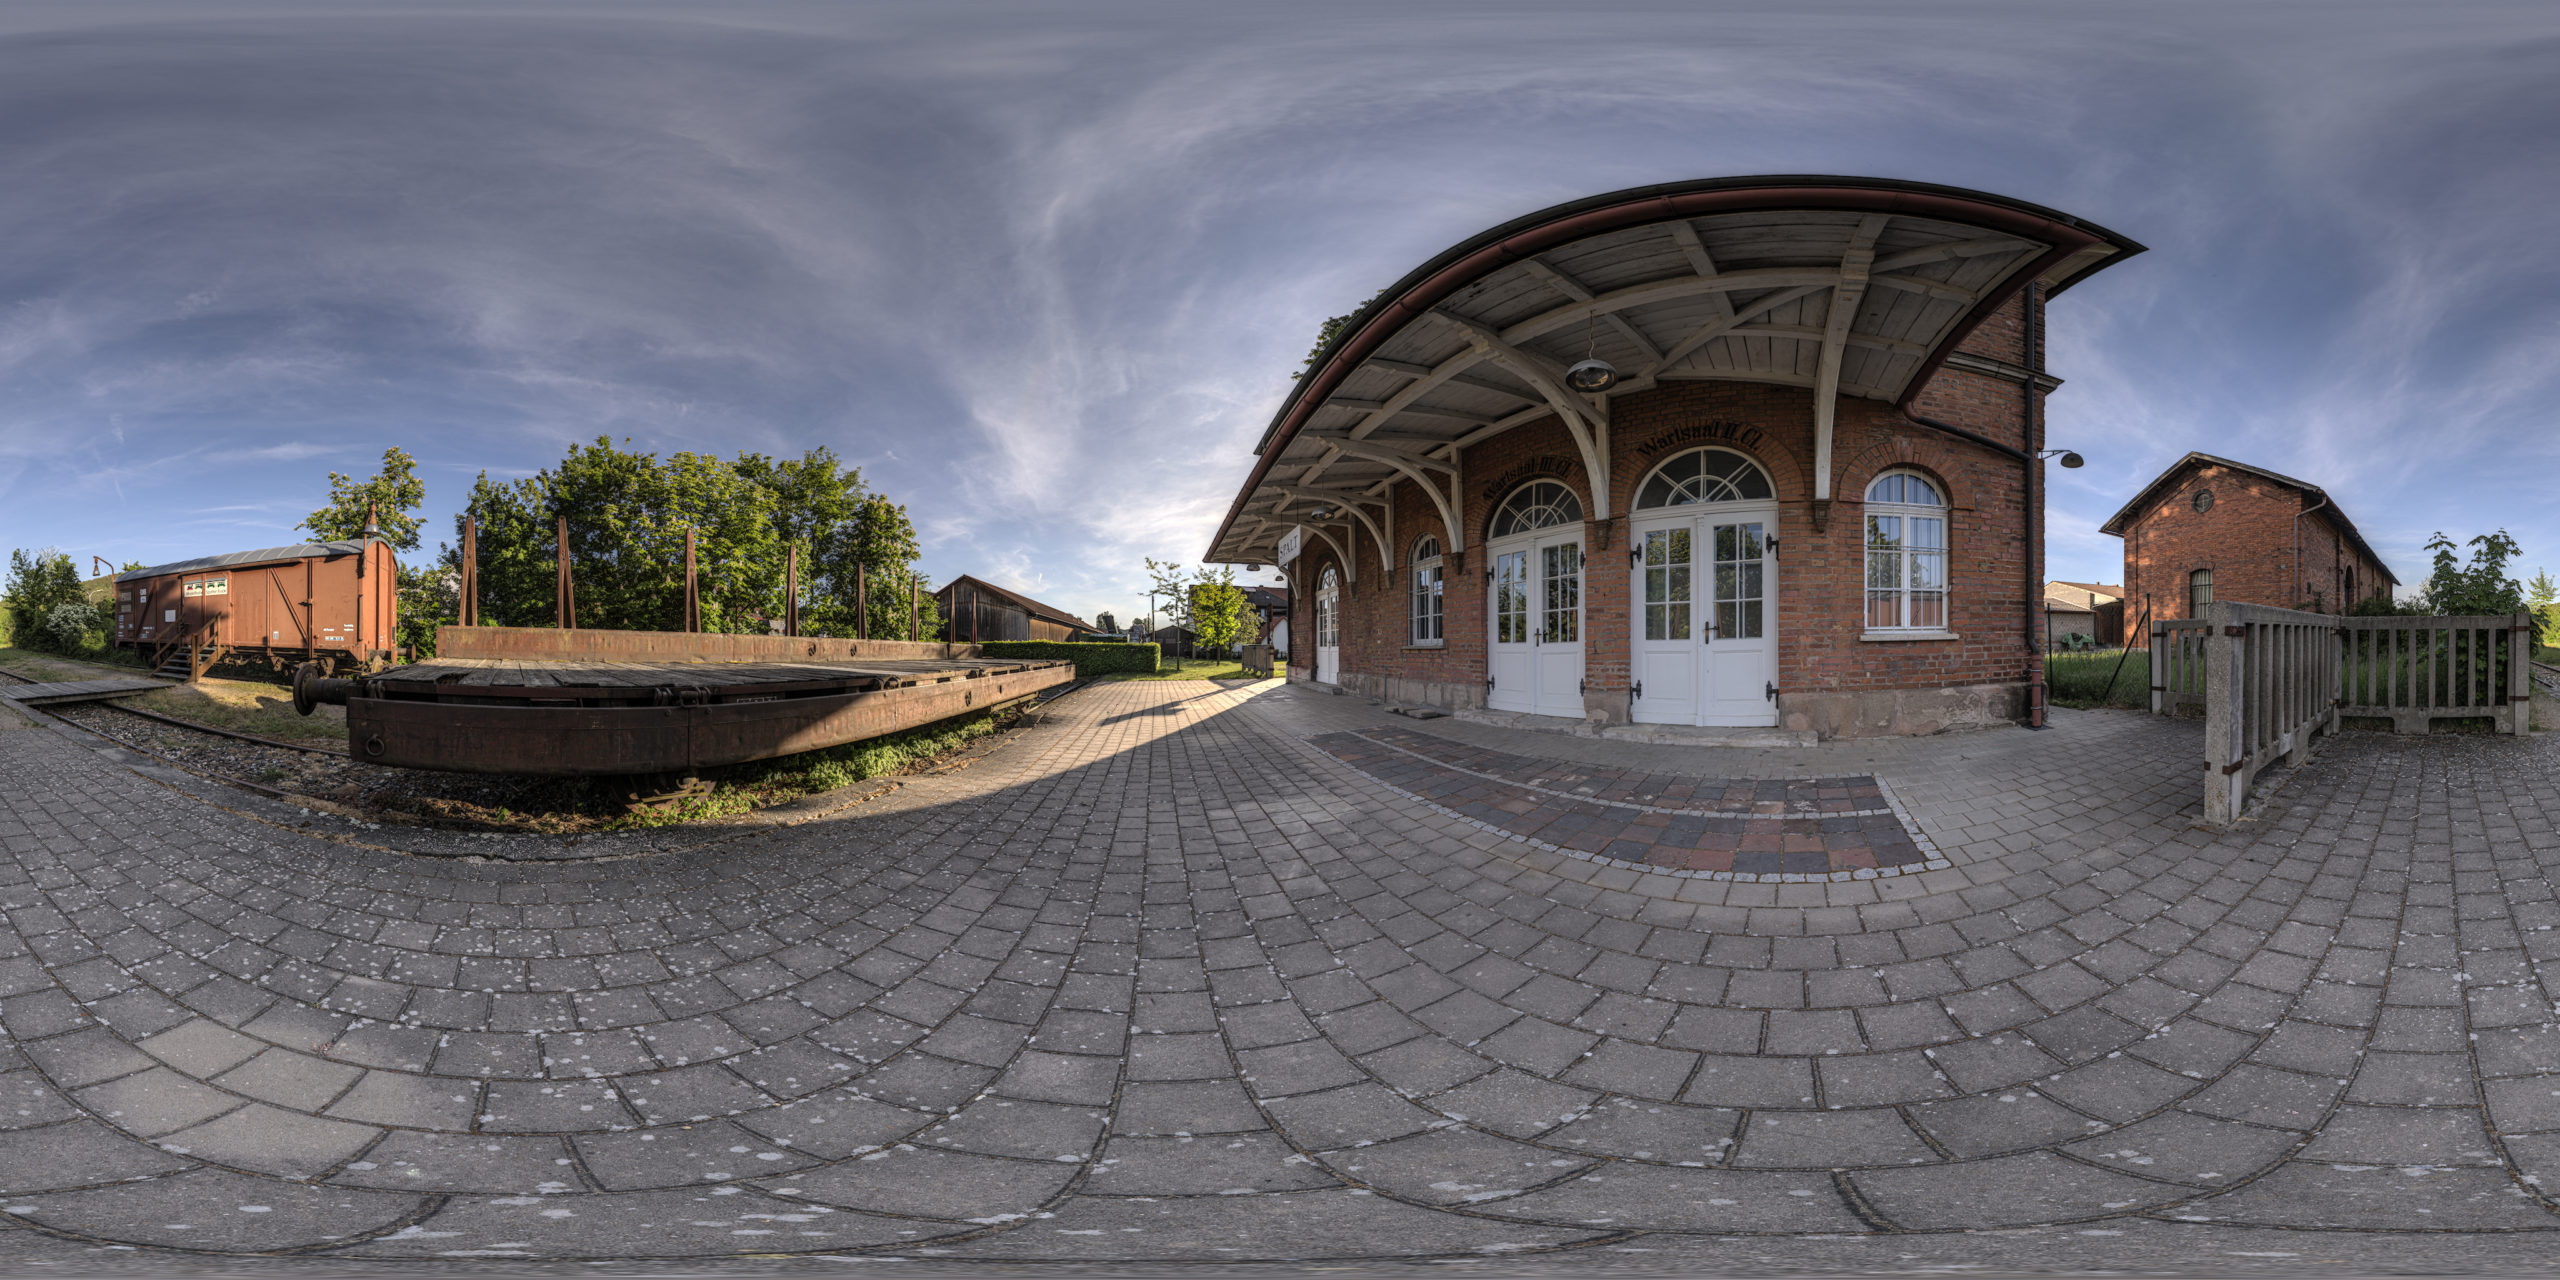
[2, 678, 2559, 1264]
[1313, 725, 1933, 877]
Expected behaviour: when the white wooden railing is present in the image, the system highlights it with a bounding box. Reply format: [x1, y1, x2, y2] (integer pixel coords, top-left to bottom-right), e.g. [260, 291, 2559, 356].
[2149, 619, 2210, 715]
[2338, 613, 2534, 734]
[2199, 603, 2339, 825]
[2158, 606, 2534, 825]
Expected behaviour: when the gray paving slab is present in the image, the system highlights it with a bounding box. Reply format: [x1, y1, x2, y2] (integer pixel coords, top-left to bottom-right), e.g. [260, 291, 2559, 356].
[5, 678, 2560, 1265]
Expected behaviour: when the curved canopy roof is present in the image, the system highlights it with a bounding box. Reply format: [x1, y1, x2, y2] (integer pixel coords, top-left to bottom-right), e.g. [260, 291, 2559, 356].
[1207, 176, 2142, 566]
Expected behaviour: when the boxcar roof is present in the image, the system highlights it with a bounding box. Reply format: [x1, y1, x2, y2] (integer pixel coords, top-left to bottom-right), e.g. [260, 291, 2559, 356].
[116, 540, 373, 583]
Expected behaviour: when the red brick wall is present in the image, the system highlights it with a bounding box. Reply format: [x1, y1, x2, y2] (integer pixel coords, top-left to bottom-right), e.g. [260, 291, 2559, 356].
[2120, 463, 2393, 620]
[1298, 293, 2049, 702]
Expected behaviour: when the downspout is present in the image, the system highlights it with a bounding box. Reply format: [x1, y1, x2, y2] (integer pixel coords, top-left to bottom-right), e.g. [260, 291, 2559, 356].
[2294, 490, 2330, 610]
[2024, 281, 2046, 728]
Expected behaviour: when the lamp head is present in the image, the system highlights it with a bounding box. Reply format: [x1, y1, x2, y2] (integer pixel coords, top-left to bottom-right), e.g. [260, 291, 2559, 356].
[1564, 359, 1618, 393]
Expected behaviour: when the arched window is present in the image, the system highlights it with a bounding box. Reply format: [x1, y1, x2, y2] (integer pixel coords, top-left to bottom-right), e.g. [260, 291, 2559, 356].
[1410, 536, 1444, 644]
[2189, 568, 2213, 616]
[1317, 567, 1340, 649]
[1635, 448, 1773, 509]
[1490, 480, 1583, 540]
[1864, 471, 1948, 631]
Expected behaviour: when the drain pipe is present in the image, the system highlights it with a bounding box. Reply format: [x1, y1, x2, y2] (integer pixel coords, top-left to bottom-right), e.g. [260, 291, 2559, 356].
[2023, 281, 2046, 728]
[1902, 283, 2050, 728]
[2294, 489, 2331, 609]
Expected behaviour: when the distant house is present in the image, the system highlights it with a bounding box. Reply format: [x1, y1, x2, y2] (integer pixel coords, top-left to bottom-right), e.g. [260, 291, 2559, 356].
[2100, 453, 2396, 622]
[1241, 585, 1290, 657]
[932, 575, 1093, 643]
[2042, 581, 2122, 647]
[1149, 623, 1200, 658]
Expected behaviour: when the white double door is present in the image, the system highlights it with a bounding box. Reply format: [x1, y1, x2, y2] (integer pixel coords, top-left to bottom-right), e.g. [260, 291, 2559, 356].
[1631, 507, 1778, 727]
[1486, 529, 1585, 717]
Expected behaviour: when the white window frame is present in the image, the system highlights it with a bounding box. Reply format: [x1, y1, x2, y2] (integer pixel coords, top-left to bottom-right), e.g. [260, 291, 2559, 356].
[1410, 536, 1444, 646]
[1862, 470, 1955, 640]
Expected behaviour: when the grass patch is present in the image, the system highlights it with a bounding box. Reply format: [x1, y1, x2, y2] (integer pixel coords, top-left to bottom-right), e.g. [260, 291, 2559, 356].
[0, 647, 107, 682]
[2045, 648, 2150, 710]
[2538, 644, 2559, 666]
[129, 676, 347, 745]
[1103, 656, 1284, 681]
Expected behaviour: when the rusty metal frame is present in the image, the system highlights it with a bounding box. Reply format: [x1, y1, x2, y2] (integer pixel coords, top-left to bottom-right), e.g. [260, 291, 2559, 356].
[344, 660, 1072, 775]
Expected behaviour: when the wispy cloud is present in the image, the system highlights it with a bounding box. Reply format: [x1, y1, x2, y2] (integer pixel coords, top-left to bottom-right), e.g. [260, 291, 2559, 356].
[0, 4, 2554, 615]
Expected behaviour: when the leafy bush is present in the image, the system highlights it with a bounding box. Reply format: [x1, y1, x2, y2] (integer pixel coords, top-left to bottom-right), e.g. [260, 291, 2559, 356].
[33, 600, 106, 654]
[979, 640, 1160, 675]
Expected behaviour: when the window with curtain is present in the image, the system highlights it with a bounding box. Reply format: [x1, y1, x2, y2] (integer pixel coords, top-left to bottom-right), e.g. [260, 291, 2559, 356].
[1410, 536, 1443, 644]
[1864, 471, 1948, 631]
[2189, 568, 2213, 616]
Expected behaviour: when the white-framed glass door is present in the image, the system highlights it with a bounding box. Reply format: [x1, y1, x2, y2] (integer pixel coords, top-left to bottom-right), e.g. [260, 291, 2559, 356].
[1486, 547, 1534, 711]
[1314, 568, 1340, 685]
[1532, 533, 1584, 717]
[1633, 519, 1698, 723]
[1629, 507, 1776, 727]
[1703, 516, 1775, 725]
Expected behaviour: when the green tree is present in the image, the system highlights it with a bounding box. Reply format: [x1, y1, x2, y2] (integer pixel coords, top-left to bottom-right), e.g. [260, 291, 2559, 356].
[1144, 557, 1192, 632]
[2414, 530, 2526, 616]
[4, 548, 99, 654]
[1188, 568, 1249, 659]
[1299, 288, 1388, 378]
[2528, 567, 2560, 648]
[302, 447, 427, 552]
[440, 438, 941, 640]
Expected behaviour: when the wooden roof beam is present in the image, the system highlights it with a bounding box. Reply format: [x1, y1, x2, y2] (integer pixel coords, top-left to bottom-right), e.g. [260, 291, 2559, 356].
[1435, 309, 1614, 521]
[1813, 215, 1890, 504]
[1325, 439, 1465, 554]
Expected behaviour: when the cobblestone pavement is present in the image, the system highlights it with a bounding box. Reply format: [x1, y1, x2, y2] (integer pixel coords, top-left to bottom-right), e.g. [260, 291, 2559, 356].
[2, 677, 2559, 1271]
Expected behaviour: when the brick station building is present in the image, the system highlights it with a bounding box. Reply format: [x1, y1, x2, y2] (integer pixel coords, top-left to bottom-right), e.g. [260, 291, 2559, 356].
[2100, 452, 2396, 623]
[1205, 176, 2144, 737]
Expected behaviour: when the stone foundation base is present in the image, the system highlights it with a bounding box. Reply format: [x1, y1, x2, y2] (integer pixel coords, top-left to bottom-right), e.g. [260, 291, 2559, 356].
[1779, 681, 2028, 739]
[1340, 671, 1486, 712]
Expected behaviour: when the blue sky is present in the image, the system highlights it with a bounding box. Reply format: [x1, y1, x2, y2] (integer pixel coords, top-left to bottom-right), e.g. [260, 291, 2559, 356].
[3, 2, 2556, 625]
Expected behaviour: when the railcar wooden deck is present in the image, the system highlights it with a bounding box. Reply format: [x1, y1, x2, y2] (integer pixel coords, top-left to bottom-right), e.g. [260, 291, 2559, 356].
[309, 651, 1075, 775]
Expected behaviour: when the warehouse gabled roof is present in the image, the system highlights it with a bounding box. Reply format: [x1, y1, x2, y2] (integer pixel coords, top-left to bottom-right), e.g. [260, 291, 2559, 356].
[2098, 452, 2398, 585]
[116, 541, 372, 584]
[1207, 175, 2144, 566]
[932, 575, 1093, 633]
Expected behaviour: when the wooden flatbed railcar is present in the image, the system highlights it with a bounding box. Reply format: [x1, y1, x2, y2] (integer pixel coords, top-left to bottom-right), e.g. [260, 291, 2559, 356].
[294, 625, 1075, 775]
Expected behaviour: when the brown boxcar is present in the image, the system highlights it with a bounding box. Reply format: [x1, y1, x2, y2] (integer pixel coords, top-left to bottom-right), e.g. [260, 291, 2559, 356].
[115, 539, 399, 671]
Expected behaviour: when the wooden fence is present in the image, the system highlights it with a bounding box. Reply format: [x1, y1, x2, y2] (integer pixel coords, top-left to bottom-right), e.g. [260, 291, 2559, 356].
[2199, 603, 2338, 825]
[2150, 619, 2210, 715]
[2338, 613, 2534, 734]
[2158, 606, 2533, 825]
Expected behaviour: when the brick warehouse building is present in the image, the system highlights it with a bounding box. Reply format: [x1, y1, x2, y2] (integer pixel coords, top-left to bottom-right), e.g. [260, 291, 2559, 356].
[1205, 176, 2144, 737]
[2100, 452, 2396, 623]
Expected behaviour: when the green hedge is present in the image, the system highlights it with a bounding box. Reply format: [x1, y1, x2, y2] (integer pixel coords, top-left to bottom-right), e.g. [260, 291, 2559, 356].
[979, 640, 1159, 675]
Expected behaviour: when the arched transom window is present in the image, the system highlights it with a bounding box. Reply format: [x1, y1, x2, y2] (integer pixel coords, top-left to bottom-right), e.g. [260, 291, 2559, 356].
[1636, 448, 1773, 509]
[1490, 480, 1583, 540]
[1410, 536, 1443, 644]
[1864, 471, 1948, 632]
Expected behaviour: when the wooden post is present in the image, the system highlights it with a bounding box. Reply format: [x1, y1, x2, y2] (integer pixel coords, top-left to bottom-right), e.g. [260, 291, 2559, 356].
[683, 528, 699, 633]
[909, 579, 919, 645]
[2203, 602, 2244, 825]
[2516, 612, 2535, 736]
[461, 515, 478, 627]
[556, 515, 575, 630]
[856, 564, 868, 641]
[785, 544, 798, 638]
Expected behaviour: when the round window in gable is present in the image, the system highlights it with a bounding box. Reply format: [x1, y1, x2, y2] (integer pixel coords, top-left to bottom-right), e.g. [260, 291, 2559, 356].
[2192, 488, 2215, 513]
